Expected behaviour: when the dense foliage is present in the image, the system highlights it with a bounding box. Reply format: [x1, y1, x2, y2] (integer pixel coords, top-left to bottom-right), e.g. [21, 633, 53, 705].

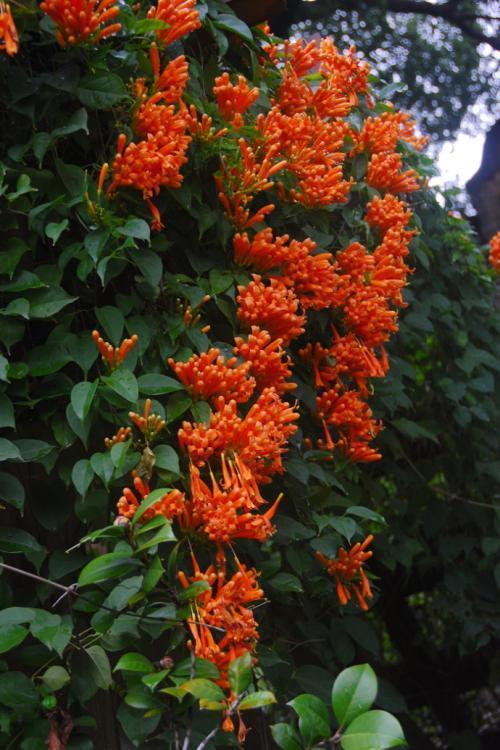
[0, 2, 499, 750]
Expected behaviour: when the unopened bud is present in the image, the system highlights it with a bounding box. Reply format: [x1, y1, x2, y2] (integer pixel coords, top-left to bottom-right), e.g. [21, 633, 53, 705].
[160, 656, 174, 670]
[114, 515, 130, 528]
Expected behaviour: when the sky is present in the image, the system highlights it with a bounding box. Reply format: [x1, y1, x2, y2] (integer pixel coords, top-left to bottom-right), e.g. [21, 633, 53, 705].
[435, 133, 485, 188]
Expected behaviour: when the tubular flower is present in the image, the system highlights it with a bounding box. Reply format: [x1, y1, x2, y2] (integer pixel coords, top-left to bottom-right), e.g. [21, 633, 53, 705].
[188, 462, 280, 544]
[316, 386, 382, 462]
[488, 231, 500, 272]
[237, 276, 305, 345]
[150, 50, 189, 101]
[108, 130, 190, 198]
[117, 474, 186, 521]
[129, 399, 166, 439]
[318, 41, 370, 102]
[179, 554, 262, 687]
[343, 288, 399, 348]
[147, 0, 201, 47]
[367, 153, 420, 194]
[365, 194, 412, 234]
[233, 228, 291, 272]
[40, 0, 121, 47]
[355, 111, 427, 155]
[213, 72, 259, 128]
[104, 426, 132, 449]
[233, 326, 295, 394]
[178, 388, 299, 482]
[279, 238, 338, 310]
[168, 349, 255, 404]
[182, 103, 228, 141]
[316, 535, 374, 610]
[0, 1, 18, 56]
[92, 330, 138, 370]
[300, 332, 388, 395]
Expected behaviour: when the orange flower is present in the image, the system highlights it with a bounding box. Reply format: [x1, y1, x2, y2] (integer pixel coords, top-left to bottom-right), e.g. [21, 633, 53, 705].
[147, 0, 201, 46]
[213, 72, 259, 127]
[149, 48, 189, 101]
[237, 276, 305, 345]
[365, 194, 412, 234]
[0, 1, 18, 56]
[117, 474, 186, 521]
[40, 0, 121, 47]
[343, 287, 399, 347]
[355, 111, 427, 155]
[316, 385, 382, 462]
[178, 387, 299, 482]
[179, 553, 262, 687]
[233, 326, 295, 395]
[168, 349, 255, 404]
[318, 41, 370, 102]
[279, 238, 338, 311]
[108, 129, 190, 198]
[188, 461, 280, 544]
[233, 228, 291, 272]
[92, 330, 138, 369]
[129, 399, 166, 439]
[104, 426, 132, 449]
[367, 153, 420, 194]
[316, 535, 374, 610]
[182, 103, 228, 141]
[489, 231, 500, 272]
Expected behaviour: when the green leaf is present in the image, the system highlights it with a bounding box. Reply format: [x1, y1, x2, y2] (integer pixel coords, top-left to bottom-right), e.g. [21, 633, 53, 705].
[178, 580, 211, 601]
[346, 507, 386, 525]
[72, 459, 94, 495]
[0, 438, 21, 462]
[154, 444, 180, 474]
[214, 13, 253, 42]
[239, 691, 276, 710]
[115, 653, 155, 673]
[41, 666, 70, 691]
[31, 611, 69, 655]
[138, 374, 183, 396]
[392, 418, 439, 444]
[28, 286, 77, 318]
[271, 723, 303, 750]
[181, 678, 226, 703]
[52, 107, 89, 137]
[134, 249, 162, 287]
[0, 395, 15, 428]
[0, 472, 25, 510]
[45, 219, 69, 245]
[102, 369, 138, 403]
[228, 651, 252, 696]
[71, 381, 98, 421]
[0, 672, 38, 712]
[0, 607, 35, 626]
[135, 518, 176, 552]
[0, 625, 28, 654]
[132, 487, 173, 525]
[0, 527, 44, 554]
[77, 73, 128, 108]
[340, 710, 406, 750]
[289, 694, 331, 747]
[117, 219, 151, 242]
[332, 664, 378, 727]
[95, 306, 124, 344]
[268, 573, 303, 593]
[78, 553, 141, 586]
[86, 644, 112, 690]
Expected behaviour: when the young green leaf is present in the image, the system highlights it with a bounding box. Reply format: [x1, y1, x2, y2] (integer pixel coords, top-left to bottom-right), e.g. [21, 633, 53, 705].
[228, 651, 252, 696]
[289, 694, 331, 747]
[340, 710, 406, 750]
[332, 664, 378, 727]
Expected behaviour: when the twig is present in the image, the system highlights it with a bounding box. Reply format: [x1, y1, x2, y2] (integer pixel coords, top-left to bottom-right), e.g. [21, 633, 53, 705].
[0, 562, 225, 632]
[181, 651, 197, 750]
[194, 694, 245, 750]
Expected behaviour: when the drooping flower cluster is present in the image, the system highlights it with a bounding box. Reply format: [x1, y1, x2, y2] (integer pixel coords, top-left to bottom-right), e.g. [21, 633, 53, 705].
[316, 535, 374, 610]
[0, 1, 17, 55]
[488, 231, 500, 272]
[147, 0, 201, 47]
[40, 0, 121, 47]
[107, 44, 192, 227]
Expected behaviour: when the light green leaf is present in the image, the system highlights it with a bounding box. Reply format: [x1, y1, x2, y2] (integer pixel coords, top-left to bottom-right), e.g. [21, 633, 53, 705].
[114, 653, 155, 673]
[228, 651, 252, 696]
[0, 625, 28, 654]
[239, 691, 276, 710]
[332, 664, 378, 727]
[41, 666, 70, 691]
[132, 487, 172, 525]
[341, 710, 406, 750]
[181, 678, 226, 703]
[78, 553, 141, 586]
[71, 381, 98, 421]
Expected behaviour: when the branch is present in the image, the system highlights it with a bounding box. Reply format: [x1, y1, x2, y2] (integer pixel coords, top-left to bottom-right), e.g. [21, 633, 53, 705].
[385, 0, 500, 49]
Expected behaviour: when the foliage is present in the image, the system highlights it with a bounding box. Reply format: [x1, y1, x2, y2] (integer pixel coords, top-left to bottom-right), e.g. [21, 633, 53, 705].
[280, 0, 498, 141]
[0, 1, 498, 750]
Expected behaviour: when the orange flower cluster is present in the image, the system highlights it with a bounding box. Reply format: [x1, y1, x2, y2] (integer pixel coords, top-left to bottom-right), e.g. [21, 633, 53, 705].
[488, 231, 500, 272]
[147, 0, 201, 47]
[104, 426, 132, 449]
[0, 1, 17, 55]
[117, 473, 186, 522]
[355, 111, 428, 154]
[237, 276, 305, 345]
[168, 349, 255, 404]
[213, 73, 259, 128]
[179, 553, 262, 688]
[129, 399, 166, 439]
[40, 0, 121, 47]
[92, 330, 137, 370]
[108, 45, 191, 228]
[178, 387, 298, 483]
[316, 535, 374, 610]
[367, 153, 419, 194]
[233, 327, 295, 395]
